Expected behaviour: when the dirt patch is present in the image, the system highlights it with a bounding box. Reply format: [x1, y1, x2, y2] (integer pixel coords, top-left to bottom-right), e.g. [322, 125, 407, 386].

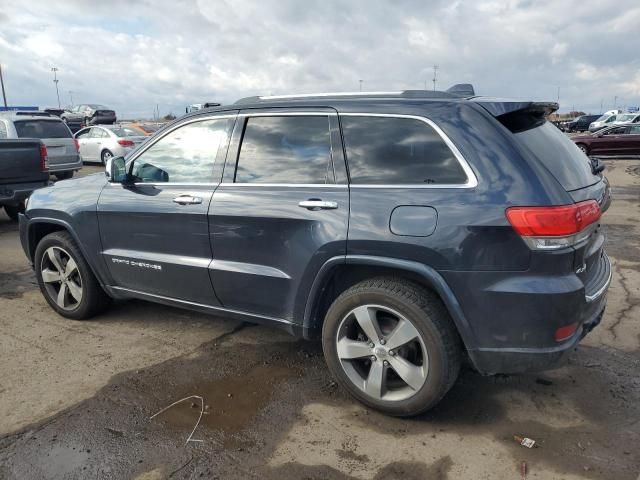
[604, 224, 640, 264]
[0, 270, 37, 299]
[625, 164, 640, 178]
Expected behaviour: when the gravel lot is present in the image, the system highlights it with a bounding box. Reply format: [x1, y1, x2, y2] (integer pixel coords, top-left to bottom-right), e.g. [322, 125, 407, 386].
[0, 161, 638, 479]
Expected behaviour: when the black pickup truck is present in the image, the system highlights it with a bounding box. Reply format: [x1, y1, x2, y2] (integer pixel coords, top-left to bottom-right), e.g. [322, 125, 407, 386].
[0, 139, 49, 220]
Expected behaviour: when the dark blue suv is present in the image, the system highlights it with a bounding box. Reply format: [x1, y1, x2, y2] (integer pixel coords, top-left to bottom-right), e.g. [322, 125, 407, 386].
[19, 85, 612, 416]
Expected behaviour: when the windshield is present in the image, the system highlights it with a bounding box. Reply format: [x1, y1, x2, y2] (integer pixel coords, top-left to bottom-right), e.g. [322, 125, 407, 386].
[14, 120, 72, 139]
[87, 104, 108, 110]
[513, 121, 600, 191]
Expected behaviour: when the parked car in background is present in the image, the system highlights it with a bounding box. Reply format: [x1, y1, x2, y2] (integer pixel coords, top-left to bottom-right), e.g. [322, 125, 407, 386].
[572, 124, 640, 156]
[74, 125, 147, 164]
[20, 87, 611, 416]
[61, 104, 117, 128]
[120, 123, 153, 136]
[43, 107, 65, 117]
[588, 113, 619, 133]
[567, 114, 600, 132]
[612, 112, 640, 125]
[0, 138, 49, 220]
[0, 111, 81, 180]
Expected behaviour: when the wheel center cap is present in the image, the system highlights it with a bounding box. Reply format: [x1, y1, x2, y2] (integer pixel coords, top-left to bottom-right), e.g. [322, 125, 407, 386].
[374, 346, 387, 358]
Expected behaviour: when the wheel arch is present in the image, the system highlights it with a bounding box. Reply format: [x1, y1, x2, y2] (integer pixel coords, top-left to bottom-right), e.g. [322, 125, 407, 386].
[26, 218, 108, 288]
[303, 255, 477, 351]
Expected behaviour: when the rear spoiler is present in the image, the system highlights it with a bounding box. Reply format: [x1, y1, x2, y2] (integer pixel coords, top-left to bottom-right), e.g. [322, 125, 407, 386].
[472, 99, 559, 132]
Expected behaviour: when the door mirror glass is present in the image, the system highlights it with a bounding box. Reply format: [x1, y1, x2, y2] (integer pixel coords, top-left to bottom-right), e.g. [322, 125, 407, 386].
[106, 156, 127, 183]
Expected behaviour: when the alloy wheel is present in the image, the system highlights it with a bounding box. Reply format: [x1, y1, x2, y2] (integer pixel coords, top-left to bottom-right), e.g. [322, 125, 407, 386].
[40, 246, 83, 310]
[336, 304, 429, 401]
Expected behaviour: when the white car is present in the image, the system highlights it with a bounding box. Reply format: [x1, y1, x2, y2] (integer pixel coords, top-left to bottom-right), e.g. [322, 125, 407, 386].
[612, 112, 640, 125]
[74, 125, 147, 164]
[588, 113, 619, 133]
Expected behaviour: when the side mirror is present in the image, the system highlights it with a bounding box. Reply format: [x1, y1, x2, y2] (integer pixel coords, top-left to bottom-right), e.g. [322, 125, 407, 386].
[105, 156, 127, 183]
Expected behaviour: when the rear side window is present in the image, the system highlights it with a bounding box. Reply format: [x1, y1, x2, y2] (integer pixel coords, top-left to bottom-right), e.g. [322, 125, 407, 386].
[235, 116, 332, 184]
[14, 120, 71, 139]
[0, 121, 6, 138]
[341, 116, 468, 185]
[513, 122, 599, 191]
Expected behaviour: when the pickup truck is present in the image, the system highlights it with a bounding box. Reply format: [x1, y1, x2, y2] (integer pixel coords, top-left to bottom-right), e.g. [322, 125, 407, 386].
[0, 139, 49, 220]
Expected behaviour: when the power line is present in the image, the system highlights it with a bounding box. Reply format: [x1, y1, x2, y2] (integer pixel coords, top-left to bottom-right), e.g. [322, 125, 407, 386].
[0, 63, 7, 108]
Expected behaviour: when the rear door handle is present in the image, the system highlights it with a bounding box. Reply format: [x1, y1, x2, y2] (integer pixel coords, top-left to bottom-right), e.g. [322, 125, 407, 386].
[173, 195, 203, 205]
[298, 200, 338, 210]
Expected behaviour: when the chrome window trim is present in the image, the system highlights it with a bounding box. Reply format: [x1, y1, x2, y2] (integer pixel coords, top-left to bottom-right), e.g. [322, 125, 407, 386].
[339, 112, 478, 189]
[219, 183, 347, 188]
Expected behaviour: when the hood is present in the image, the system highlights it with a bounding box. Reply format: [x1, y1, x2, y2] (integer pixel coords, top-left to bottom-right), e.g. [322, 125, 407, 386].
[51, 172, 107, 189]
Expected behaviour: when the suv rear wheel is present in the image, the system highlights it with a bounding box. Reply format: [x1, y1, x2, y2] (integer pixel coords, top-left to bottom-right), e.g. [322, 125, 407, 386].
[322, 277, 461, 416]
[34, 231, 111, 319]
[576, 143, 589, 155]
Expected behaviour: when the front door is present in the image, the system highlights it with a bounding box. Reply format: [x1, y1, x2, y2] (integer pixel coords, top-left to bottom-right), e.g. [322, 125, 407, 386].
[97, 114, 235, 305]
[210, 110, 349, 321]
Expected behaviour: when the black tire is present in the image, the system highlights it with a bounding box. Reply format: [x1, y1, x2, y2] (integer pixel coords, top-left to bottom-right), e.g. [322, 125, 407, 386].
[101, 149, 113, 165]
[576, 143, 589, 155]
[322, 277, 461, 417]
[34, 231, 111, 320]
[4, 202, 24, 221]
[55, 171, 73, 181]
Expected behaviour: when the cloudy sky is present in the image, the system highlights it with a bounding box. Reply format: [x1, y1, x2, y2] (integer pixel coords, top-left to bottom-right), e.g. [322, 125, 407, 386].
[0, 0, 638, 118]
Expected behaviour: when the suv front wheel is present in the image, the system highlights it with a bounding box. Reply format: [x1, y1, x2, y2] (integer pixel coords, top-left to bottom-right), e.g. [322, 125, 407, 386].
[322, 277, 461, 416]
[34, 231, 111, 319]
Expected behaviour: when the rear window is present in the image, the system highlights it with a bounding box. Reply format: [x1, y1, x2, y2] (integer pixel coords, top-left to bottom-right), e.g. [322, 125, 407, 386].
[513, 122, 600, 191]
[14, 120, 71, 139]
[341, 116, 468, 185]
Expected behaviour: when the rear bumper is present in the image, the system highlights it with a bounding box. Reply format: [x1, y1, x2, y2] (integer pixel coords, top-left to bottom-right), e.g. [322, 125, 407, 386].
[0, 181, 49, 206]
[443, 252, 612, 374]
[48, 158, 83, 173]
[468, 302, 606, 374]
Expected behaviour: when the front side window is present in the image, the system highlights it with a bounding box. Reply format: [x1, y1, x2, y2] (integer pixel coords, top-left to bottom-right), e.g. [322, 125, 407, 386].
[235, 116, 332, 184]
[131, 118, 232, 183]
[0, 121, 7, 138]
[630, 125, 640, 134]
[341, 115, 468, 185]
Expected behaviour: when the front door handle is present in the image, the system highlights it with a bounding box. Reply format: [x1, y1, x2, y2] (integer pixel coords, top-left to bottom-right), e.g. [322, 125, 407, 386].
[173, 195, 203, 205]
[298, 199, 338, 210]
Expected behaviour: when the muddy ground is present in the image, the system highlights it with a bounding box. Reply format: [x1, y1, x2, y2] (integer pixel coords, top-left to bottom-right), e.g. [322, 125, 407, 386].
[0, 162, 638, 479]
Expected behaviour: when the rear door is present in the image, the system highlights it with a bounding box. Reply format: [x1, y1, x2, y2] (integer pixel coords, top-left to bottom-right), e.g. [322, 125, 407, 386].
[97, 113, 235, 304]
[209, 109, 348, 321]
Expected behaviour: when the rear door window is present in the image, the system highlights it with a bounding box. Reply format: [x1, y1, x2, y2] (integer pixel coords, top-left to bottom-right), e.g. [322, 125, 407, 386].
[235, 116, 332, 184]
[14, 120, 72, 139]
[340, 115, 468, 185]
[513, 122, 599, 191]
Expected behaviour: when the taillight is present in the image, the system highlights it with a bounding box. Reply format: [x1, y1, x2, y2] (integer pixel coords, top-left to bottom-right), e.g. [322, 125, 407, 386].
[40, 144, 49, 172]
[555, 322, 578, 342]
[506, 200, 601, 250]
[73, 139, 80, 152]
[117, 139, 134, 147]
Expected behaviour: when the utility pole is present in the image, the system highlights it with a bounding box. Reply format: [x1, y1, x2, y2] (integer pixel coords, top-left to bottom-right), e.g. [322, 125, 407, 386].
[0, 63, 7, 108]
[600, 99, 603, 114]
[432, 65, 439, 91]
[614, 96, 617, 110]
[359, 79, 363, 92]
[51, 67, 60, 108]
[68, 90, 74, 107]
[556, 86, 560, 105]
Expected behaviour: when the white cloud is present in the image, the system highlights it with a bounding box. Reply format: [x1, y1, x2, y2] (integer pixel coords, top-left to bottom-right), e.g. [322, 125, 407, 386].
[0, 0, 638, 117]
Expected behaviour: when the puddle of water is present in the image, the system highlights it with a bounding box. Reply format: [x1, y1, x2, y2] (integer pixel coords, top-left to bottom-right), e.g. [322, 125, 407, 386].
[0, 270, 37, 299]
[152, 363, 293, 441]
